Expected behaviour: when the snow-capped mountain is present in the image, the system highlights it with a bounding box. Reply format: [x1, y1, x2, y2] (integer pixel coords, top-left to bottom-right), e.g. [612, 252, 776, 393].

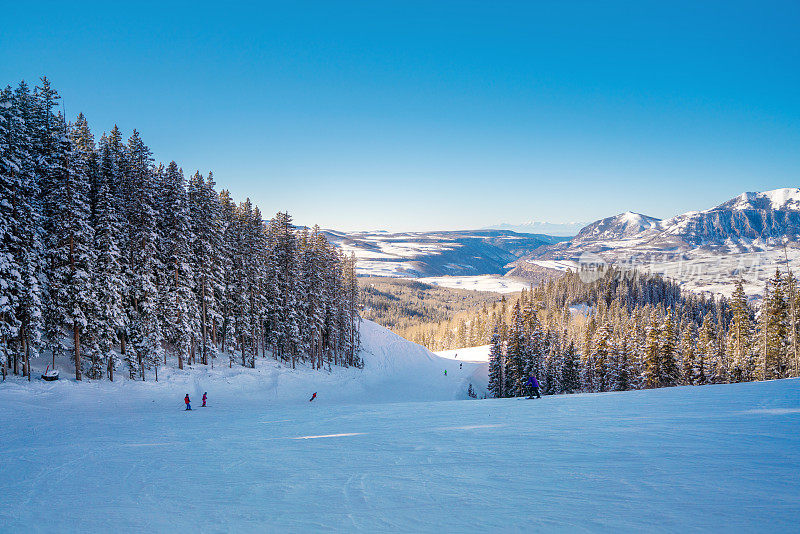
[517, 188, 800, 296]
[572, 212, 661, 243]
[659, 189, 800, 247]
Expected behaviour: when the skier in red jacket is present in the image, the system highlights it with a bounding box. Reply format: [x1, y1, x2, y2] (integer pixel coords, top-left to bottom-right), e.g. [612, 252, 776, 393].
[309, 392, 317, 402]
[184, 394, 191, 410]
[202, 392, 207, 407]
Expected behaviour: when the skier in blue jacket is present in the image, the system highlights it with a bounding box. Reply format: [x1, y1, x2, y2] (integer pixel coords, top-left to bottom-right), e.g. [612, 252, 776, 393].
[526, 375, 541, 399]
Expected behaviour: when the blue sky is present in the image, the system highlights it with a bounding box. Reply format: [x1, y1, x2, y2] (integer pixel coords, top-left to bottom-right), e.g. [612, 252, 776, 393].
[2, 1, 798, 231]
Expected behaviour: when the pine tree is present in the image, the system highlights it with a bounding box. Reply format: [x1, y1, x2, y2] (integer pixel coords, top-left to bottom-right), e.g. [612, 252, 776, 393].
[610, 332, 631, 391]
[560, 340, 580, 393]
[660, 312, 680, 387]
[759, 270, 789, 379]
[643, 311, 661, 389]
[590, 322, 612, 392]
[694, 315, 716, 385]
[679, 320, 696, 385]
[43, 115, 95, 380]
[0, 85, 23, 378]
[88, 134, 125, 379]
[159, 162, 198, 372]
[125, 130, 160, 380]
[487, 328, 505, 398]
[726, 280, 754, 382]
[188, 171, 224, 366]
[506, 301, 529, 396]
[267, 212, 300, 367]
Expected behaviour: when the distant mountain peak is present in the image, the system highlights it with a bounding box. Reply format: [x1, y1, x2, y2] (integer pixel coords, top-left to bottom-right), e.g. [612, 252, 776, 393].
[572, 211, 661, 242]
[714, 188, 800, 213]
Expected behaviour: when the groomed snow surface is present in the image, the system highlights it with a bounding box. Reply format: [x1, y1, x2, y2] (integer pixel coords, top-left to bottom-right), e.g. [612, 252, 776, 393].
[1, 323, 799, 531]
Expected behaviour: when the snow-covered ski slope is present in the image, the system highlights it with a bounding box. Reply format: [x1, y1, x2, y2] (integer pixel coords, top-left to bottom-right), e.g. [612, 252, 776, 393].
[2, 372, 799, 531]
[3, 319, 488, 406]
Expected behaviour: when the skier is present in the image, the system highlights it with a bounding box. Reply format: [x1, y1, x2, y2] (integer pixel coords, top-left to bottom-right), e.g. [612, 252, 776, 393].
[444, 370, 447, 376]
[526, 375, 541, 399]
[309, 392, 317, 402]
[202, 392, 207, 407]
[459, 363, 462, 369]
[184, 394, 192, 410]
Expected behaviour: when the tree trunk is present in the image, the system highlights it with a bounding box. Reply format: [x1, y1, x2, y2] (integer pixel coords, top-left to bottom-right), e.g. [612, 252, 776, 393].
[120, 333, 126, 380]
[74, 322, 82, 381]
[1, 341, 7, 381]
[23, 329, 31, 381]
[178, 349, 183, 370]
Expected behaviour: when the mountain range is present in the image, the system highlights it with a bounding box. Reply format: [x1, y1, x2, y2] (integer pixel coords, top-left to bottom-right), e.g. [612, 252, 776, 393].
[322, 229, 566, 278]
[516, 188, 800, 296]
[328, 188, 800, 297]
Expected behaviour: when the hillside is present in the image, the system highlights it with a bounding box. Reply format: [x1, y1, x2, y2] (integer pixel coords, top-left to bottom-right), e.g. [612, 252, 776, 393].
[4, 319, 488, 404]
[324, 229, 565, 278]
[517, 188, 800, 296]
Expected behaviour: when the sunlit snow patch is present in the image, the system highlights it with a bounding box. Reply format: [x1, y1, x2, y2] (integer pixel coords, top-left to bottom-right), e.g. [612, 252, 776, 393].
[292, 433, 366, 440]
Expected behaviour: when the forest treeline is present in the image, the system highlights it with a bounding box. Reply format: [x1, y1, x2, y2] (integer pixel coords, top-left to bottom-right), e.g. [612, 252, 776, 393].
[0, 77, 360, 382]
[399, 265, 799, 396]
[360, 277, 498, 334]
[477, 267, 798, 397]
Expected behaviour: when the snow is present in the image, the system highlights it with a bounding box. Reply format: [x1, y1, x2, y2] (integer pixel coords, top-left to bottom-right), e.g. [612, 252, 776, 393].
[763, 187, 800, 210]
[1, 365, 798, 530]
[729, 188, 800, 211]
[435, 345, 491, 363]
[416, 275, 528, 293]
[620, 211, 660, 230]
[8, 319, 487, 405]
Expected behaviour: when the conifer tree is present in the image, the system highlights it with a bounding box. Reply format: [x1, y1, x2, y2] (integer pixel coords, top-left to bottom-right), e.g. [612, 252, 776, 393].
[660, 312, 680, 387]
[727, 280, 754, 382]
[43, 116, 95, 380]
[159, 162, 197, 371]
[560, 340, 580, 393]
[125, 130, 160, 380]
[590, 322, 612, 392]
[487, 329, 505, 398]
[88, 134, 125, 379]
[643, 312, 662, 389]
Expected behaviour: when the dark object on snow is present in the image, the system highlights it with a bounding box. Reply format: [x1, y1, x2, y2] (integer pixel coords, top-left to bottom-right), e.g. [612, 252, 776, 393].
[202, 392, 207, 407]
[526, 375, 541, 399]
[309, 392, 317, 402]
[41, 365, 59, 381]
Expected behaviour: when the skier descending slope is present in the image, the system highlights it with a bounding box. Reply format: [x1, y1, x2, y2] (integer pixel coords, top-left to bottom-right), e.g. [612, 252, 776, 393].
[526, 375, 541, 399]
[202, 393, 207, 407]
[185, 394, 192, 410]
[309, 392, 317, 402]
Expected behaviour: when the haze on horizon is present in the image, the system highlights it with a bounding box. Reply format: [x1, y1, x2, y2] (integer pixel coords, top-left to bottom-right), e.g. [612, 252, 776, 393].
[2, 1, 798, 232]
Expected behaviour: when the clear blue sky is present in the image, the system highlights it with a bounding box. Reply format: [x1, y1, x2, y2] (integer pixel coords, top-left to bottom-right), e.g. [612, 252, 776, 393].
[2, 1, 798, 231]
